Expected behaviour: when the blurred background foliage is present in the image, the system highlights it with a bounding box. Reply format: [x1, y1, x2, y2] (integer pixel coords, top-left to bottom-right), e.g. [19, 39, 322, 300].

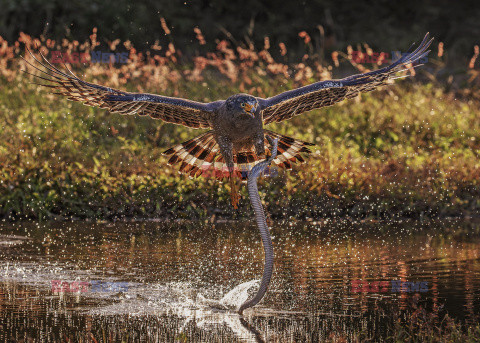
[1, 1, 480, 220]
[1, 0, 479, 60]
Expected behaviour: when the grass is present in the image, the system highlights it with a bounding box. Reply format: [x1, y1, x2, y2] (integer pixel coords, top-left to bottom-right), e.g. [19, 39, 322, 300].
[1, 33, 480, 220]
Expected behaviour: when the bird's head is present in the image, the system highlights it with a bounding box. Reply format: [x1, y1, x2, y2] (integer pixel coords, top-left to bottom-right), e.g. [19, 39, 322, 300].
[225, 94, 258, 118]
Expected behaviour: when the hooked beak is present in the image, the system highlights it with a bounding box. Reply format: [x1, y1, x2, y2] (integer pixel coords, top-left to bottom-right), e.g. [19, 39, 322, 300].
[243, 102, 257, 118]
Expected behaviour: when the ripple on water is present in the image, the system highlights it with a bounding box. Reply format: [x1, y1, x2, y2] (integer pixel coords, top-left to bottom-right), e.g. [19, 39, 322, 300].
[0, 220, 479, 341]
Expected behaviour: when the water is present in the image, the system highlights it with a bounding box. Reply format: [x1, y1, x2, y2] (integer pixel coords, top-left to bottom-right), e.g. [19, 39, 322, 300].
[0, 219, 479, 342]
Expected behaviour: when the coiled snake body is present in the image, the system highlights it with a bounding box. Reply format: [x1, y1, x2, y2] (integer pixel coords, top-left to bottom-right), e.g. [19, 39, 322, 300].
[238, 138, 278, 315]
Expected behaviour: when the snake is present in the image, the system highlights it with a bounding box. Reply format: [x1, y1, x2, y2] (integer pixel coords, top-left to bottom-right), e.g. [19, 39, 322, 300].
[238, 137, 278, 315]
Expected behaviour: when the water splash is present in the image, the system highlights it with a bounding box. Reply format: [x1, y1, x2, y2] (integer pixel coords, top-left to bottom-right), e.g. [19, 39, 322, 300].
[198, 279, 260, 311]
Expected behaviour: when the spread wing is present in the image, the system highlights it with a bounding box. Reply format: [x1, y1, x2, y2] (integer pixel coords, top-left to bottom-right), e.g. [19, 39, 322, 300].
[260, 33, 433, 125]
[23, 50, 222, 129]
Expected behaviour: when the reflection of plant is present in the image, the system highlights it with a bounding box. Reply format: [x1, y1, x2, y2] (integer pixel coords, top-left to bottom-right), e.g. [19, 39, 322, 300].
[390, 298, 480, 342]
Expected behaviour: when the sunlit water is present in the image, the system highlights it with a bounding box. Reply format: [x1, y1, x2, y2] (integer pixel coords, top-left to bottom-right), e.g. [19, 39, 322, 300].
[0, 219, 479, 342]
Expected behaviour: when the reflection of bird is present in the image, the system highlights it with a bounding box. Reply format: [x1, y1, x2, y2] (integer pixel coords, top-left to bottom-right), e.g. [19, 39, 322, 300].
[26, 34, 431, 208]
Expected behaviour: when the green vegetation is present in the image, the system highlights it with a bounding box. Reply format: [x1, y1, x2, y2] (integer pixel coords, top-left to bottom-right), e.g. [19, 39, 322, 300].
[1, 34, 480, 220]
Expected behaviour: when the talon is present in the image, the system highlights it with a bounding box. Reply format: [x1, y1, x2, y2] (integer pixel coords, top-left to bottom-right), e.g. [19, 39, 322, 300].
[231, 190, 240, 209]
[230, 175, 240, 209]
[266, 136, 275, 146]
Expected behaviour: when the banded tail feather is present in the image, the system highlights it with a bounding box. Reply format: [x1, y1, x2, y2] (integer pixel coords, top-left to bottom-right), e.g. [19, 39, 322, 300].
[263, 130, 315, 169]
[163, 130, 314, 180]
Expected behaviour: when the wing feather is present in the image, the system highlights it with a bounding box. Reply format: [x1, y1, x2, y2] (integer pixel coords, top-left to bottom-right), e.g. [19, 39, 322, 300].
[260, 33, 433, 125]
[23, 49, 221, 129]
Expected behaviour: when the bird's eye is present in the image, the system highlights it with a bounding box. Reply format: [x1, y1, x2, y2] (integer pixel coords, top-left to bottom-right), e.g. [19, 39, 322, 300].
[241, 103, 245, 108]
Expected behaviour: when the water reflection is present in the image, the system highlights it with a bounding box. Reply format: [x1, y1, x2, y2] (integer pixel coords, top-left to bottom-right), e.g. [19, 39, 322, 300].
[0, 220, 479, 341]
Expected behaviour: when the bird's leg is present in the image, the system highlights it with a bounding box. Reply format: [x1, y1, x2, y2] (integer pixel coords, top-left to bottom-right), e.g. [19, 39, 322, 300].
[254, 133, 266, 160]
[217, 136, 240, 209]
[265, 135, 275, 158]
[229, 170, 240, 209]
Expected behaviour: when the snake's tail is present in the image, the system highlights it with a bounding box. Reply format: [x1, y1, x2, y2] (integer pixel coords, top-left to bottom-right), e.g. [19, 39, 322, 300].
[238, 138, 278, 315]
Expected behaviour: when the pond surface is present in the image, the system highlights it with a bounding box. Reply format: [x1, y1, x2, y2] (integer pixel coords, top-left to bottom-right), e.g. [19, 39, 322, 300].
[0, 219, 479, 342]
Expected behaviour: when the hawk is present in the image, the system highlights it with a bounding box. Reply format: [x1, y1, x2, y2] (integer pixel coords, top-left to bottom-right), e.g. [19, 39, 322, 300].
[25, 33, 432, 208]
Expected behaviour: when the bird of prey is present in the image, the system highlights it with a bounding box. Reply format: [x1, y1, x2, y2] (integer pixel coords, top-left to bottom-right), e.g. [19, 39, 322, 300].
[25, 33, 432, 208]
